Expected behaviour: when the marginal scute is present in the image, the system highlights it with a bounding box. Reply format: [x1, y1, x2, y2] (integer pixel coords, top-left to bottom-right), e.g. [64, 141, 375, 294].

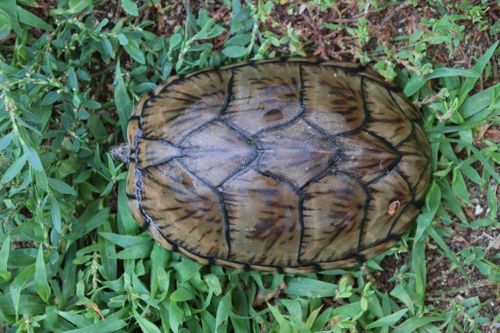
[225, 62, 302, 135]
[182, 121, 255, 187]
[302, 65, 365, 135]
[389, 90, 421, 121]
[127, 118, 140, 153]
[257, 119, 338, 188]
[220, 168, 301, 266]
[414, 164, 432, 202]
[389, 203, 421, 237]
[301, 172, 366, 262]
[336, 130, 399, 183]
[364, 80, 413, 146]
[139, 161, 228, 258]
[141, 70, 231, 143]
[396, 136, 429, 191]
[361, 170, 413, 247]
[126, 161, 147, 227]
[359, 238, 396, 260]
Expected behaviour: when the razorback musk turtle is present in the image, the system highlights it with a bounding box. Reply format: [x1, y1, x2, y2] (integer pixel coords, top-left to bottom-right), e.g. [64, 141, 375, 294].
[112, 58, 431, 273]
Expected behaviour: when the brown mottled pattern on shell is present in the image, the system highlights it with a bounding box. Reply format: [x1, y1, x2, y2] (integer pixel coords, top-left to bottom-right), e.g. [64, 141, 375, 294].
[336, 130, 399, 183]
[412, 125, 432, 202]
[390, 90, 421, 121]
[302, 65, 365, 135]
[126, 161, 148, 229]
[140, 161, 228, 258]
[301, 172, 366, 262]
[257, 119, 337, 188]
[363, 80, 413, 146]
[220, 168, 301, 266]
[362, 170, 413, 246]
[137, 139, 183, 169]
[141, 71, 230, 144]
[395, 137, 429, 192]
[225, 63, 302, 135]
[126, 59, 432, 272]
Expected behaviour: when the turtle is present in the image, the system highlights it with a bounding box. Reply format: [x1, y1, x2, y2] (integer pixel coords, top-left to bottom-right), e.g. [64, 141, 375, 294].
[111, 58, 432, 274]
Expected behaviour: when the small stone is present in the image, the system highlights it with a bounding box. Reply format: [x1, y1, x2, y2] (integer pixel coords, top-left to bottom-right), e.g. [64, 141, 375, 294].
[474, 205, 484, 216]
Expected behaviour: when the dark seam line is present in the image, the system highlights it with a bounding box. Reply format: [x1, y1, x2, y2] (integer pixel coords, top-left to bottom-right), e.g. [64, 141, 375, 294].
[361, 74, 400, 92]
[354, 78, 372, 251]
[395, 121, 416, 148]
[219, 69, 234, 118]
[388, 88, 420, 118]
[141, 155, 184, 169]
[167, 95, 202, 103]
[254, 169, 304, 262]
[297, 194, 305, 264]
[252, 106, 305, 135]
[299, 63, 306, 115]
[388, 88, 413, 122]
[135, 169, 152, 232]
[177, 118, 218, 145]
[177, 159, 232, 259]
[299, 148, 342, 190]
[140, 95, 157, 115]
[172, 89, 206, 101]
[136, 138, 184, 168]
[362, 129, 402, 186]
[301, 117, 336, 141]
[359, 77, 372, 124]
[256, 169, 301, 192]
[159, 77, 185, 94]
[316, 61, 365, 72]
[139, 137, 181, 147]
[297, 63, 305, 264]
[222, 119, 253, 140]
[216, 148, 259, 188]
[397, 169, 416, 202]
[409, 125, 432, 187]
[253, 112, 304, 137]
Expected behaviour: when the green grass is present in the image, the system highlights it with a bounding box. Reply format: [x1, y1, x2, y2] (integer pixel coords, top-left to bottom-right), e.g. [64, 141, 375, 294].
[0, 1, 498, 332]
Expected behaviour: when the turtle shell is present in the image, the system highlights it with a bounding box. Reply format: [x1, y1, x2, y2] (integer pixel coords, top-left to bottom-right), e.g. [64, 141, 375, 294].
[126, 59, 431, 273]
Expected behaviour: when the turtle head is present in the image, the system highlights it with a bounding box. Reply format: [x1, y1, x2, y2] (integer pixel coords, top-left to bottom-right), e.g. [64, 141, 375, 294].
[110, 143, 130, 164]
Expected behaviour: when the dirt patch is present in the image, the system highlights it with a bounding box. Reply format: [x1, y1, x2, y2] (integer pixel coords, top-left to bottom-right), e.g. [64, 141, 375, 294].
[426, 228, 499, 333]
[371, 253, 409, 292]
